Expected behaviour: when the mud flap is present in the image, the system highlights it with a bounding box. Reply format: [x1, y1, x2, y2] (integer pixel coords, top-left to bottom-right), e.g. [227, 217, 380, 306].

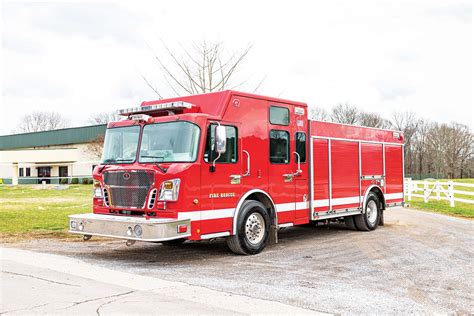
[269, 224, 278, 244]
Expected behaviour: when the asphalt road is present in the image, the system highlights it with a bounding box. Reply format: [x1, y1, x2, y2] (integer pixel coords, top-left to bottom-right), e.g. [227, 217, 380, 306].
[1, 207, 473, 314]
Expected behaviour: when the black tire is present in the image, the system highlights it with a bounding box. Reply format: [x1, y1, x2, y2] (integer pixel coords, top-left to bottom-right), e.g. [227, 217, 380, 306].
[162, 238, 186, 246]
[226, 200, 270, 255]
[344, 216, 357, 230]
[354, 192, 380, 231]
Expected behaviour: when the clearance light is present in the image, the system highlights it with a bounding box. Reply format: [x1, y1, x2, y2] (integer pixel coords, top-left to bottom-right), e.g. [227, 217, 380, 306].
[117, 101, 195, 116]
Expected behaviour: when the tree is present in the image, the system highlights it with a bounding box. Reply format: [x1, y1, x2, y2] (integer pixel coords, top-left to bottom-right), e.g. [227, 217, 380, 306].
[86, 135, 105, 160]
[358, 111, 389, 128]
[144, 41, 260, 97]
[88, 112, 120, 125]
[389, 111, 420, 175]
[17, 111, 68, 133]
[309, 108, 329, 121]
[330, 103, 360, 124]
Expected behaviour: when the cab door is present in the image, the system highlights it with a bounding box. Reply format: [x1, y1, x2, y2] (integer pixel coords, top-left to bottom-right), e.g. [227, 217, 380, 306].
[267, 105, 297, 224]
[200, 121, 242, 235]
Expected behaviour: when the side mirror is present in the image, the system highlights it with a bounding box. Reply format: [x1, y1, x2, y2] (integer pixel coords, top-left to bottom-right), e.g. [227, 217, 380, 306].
[215, 125, 227, 154]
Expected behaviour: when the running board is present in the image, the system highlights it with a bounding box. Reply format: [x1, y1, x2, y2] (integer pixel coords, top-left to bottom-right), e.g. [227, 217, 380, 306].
[312, 209, 362, 220]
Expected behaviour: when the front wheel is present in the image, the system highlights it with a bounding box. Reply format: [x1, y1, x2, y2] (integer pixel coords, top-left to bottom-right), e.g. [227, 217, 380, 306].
[226, 200, 270, 255]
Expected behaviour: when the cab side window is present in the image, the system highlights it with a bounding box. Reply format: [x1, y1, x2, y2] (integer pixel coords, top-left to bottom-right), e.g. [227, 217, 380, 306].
[295, 132, 307, 163]
[204, 124, 238, 163]
[269, 130, 289, 164]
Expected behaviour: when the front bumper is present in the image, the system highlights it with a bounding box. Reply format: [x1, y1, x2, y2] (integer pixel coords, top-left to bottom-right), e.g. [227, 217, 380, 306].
[68, 213, 191, 242]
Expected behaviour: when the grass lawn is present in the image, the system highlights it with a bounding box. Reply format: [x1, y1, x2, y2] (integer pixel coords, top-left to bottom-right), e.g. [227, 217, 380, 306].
[406, 178, 474, 219]
[0, 185, 92, 241]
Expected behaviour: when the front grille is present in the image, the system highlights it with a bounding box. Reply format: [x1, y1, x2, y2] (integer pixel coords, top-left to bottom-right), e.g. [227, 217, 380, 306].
[103, 171, 154, 209]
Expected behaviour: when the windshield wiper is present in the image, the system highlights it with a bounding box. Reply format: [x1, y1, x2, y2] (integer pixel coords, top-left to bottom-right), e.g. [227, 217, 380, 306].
[139, 155, 168, 173]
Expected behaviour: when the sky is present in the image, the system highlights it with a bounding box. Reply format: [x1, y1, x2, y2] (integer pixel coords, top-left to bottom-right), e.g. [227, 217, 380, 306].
[0, 0, 472, 135]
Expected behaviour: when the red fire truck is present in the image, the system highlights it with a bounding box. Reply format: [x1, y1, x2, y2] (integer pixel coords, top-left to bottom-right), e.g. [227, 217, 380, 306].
[69, 91, 404, 255]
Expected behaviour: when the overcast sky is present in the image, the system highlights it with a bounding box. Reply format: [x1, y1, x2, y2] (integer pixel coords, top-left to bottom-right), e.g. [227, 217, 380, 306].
[0, 0, 472, 135]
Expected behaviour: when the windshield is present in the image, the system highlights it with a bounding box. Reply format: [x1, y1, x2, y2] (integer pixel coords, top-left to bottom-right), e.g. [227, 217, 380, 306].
[101, 125, 140, 164]
[139, 121, 200, 163]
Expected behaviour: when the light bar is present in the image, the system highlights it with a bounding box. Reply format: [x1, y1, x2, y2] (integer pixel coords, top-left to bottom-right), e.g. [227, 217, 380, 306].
[117, 101, 195, 116]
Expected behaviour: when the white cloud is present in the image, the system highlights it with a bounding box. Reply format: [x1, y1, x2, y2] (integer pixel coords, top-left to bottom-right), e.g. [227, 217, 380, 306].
[0, 0, 472, 135]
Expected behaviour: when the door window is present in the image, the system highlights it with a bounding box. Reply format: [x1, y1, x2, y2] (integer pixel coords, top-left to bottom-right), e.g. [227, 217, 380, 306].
[295, 132, 307, 163]
[204, 124, 238, 163]
[270, 130, 290, 164]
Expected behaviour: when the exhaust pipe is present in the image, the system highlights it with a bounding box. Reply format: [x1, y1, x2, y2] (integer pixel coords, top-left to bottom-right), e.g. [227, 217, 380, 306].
[83, 235, 92, 241]
[126, 240, 136, 247]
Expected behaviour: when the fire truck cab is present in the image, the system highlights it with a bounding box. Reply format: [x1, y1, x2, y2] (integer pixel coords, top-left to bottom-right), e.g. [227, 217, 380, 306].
[69, 91, 404, 255]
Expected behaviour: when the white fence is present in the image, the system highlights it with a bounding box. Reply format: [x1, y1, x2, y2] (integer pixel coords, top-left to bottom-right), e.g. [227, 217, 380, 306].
[404, 178, 474, 207]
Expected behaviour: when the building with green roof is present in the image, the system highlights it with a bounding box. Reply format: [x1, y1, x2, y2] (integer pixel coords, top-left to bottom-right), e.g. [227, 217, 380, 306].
[0, 125, 106, 184]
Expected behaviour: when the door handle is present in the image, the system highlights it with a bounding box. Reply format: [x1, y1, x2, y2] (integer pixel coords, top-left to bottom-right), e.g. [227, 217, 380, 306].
[282, 173, 294, 182]
[242, 150, 250, 177]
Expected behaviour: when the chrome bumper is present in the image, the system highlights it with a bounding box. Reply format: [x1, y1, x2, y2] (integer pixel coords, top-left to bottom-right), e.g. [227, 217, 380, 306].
[68, 213, 191, 242]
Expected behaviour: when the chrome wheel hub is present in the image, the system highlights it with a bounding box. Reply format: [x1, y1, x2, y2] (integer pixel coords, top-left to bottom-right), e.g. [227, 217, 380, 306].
[245, 212, 265, 244]
[366, 200, 378, 225]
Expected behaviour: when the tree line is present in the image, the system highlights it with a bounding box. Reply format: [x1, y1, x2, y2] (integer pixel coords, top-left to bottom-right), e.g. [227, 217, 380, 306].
[310, 104, 473, 179]
[12, 41, 473, 180]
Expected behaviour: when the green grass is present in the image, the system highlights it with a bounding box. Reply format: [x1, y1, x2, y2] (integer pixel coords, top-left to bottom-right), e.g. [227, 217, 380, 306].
[406, 178, 474, 218]
[0, 185, 92, 241]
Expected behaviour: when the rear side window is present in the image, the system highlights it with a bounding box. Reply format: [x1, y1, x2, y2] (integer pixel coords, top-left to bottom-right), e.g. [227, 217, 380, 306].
[204, 124, 238, 163]
[269, 106, 289, 126]
[270, 130, 289, 164]
[295, 132, 307, 163]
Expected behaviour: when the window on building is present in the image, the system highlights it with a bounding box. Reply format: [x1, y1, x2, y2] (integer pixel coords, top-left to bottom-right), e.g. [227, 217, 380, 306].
[270, 130, 289, 164]
[25, 168, 31, 177]
[204, 124, 238, 163]
[19, 168, 24, 177]
[59, 166, 68, 177]
[269, 106, 290, 126]
[295, 132, 307, 163]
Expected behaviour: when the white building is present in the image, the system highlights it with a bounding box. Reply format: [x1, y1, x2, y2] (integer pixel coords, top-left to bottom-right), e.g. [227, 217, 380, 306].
[0, 125, 106, 185]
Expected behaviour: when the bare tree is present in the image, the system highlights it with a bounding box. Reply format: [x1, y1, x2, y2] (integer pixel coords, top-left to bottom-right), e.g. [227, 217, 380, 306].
[145, 41, 259, 97]
[17, 111, 68, 133]
[309, 108, 329, 121]
[88, 112, 120, 125]
[86, 135, 105, 159]
[358, 111, 389, 128]
[330, 103, 360, 124]
[389, 111, 421, 175]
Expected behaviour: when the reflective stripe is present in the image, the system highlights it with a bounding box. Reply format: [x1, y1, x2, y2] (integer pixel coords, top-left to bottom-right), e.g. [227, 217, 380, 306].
[275, 201, 309, 213]
[175, 192, 403, 221]
[385, 192, 403, 200]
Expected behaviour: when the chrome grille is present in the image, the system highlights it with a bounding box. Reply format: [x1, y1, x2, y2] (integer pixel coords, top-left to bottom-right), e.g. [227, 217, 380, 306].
[103, 171, 154, 209]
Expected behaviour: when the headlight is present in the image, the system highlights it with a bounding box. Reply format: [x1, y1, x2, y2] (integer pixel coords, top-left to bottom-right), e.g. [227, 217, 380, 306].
[93, 180, 103, 198]
[158, 179, 181, 201]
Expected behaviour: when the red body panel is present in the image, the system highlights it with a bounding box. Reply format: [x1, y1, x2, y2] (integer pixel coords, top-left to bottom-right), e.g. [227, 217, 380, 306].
[94, 91, 404, 240]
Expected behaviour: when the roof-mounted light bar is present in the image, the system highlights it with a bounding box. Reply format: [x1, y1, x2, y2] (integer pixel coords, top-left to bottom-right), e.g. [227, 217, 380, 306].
[117, 101, 195, 116]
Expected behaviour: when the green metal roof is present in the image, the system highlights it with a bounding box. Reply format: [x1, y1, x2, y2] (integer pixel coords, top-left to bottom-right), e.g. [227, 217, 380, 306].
[0, 125, 107, 150]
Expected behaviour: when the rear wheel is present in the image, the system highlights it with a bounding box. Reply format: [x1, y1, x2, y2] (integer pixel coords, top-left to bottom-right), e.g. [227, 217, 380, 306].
[354, 192, 380, 231]
[227, 200, 270, 255]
